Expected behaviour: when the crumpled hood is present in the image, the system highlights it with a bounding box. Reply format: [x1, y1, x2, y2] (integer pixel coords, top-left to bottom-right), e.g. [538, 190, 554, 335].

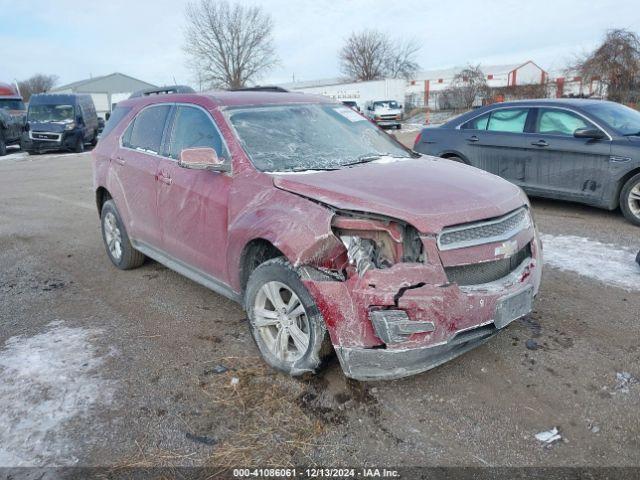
[272, 157, 526, 234]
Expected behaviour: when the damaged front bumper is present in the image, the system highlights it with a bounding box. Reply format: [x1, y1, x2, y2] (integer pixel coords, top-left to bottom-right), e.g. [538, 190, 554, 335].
[335, 322, 499, 381]
[302, 231, 541, 381]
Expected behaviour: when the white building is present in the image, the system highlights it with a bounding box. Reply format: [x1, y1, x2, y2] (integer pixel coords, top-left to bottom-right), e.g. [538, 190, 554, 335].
[405, 61, 548, 109]
[280, 77, 407, 111]
[547, 69, 606, 98]
[52, 73, 157, 119]
[280, 61, 549, 112]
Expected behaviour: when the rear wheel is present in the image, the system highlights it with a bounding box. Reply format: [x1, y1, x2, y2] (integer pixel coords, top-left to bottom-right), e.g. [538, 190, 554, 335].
[620, 173, 640, 226]
[100, 200, 145, 269]
[245, 257, 331, 376]
[0, 137, 6, 156]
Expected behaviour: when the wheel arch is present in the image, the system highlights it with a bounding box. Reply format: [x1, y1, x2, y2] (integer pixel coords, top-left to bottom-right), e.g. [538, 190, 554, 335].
[614, 167, 640, 209]
[439, 150, 470, 164]
[238, 238, 285, 294]
[95, 186, 112, 217]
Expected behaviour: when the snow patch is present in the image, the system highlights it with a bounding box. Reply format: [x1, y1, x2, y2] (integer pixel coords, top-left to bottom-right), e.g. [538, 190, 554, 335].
[0, 322, 114, 466]
[541, 234, 640, 291]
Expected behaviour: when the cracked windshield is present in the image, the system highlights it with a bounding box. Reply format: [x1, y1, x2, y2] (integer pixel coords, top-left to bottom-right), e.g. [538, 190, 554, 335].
[228, 103, 411, 172]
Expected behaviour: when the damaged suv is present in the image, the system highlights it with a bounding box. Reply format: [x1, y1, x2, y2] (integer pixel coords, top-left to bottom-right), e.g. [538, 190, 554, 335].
[93, 90, 542, 380]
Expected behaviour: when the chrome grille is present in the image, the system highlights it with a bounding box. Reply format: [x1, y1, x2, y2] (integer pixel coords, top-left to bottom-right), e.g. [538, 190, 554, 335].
[438, 207, 530, 251]
[445, 243, 531, 286]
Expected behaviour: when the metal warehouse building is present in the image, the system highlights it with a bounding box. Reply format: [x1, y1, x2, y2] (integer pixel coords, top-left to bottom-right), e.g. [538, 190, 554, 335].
[51, 73, 157, 119]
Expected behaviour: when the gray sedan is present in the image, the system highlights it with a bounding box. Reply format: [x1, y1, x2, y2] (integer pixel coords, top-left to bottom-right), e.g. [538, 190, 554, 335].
[414, 99, 640, 226]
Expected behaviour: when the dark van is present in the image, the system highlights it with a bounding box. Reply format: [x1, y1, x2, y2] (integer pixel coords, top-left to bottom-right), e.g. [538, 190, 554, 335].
[25, 94, 99, 153]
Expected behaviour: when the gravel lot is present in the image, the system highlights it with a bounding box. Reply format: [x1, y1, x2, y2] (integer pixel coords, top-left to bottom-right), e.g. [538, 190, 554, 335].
[0, 148, 639, 469]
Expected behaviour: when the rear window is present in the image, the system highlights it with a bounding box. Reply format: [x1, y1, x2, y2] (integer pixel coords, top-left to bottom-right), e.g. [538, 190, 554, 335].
[124, 105, 171, 154]
[101, 106, 131, 138]
[487, 108, 528, 133]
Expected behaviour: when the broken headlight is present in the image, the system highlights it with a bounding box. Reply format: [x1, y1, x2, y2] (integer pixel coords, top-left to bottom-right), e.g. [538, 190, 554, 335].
[332, 214, 424, 277]
[340, 235, 391, 276]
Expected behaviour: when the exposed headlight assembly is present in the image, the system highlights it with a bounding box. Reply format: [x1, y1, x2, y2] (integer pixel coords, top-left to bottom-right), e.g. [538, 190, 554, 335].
[332, 214, 424, 277]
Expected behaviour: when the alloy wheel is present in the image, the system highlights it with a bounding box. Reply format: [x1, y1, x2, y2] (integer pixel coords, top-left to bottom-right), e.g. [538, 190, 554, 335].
[628, 182, 640, 219]
[253, 281, 310, 362]
[103, 211, 123, 261]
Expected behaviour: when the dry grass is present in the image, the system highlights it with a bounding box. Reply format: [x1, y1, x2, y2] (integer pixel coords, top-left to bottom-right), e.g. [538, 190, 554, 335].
[200, 356, 326, 467]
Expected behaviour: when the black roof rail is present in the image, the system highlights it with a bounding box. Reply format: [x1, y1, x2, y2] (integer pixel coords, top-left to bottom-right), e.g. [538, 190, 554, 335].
[129, 85, 196, 98]
[228, 86, 289, 92]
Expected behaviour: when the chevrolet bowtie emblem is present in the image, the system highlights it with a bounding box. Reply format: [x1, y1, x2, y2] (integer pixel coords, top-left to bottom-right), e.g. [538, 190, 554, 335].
[495, 240, 518, 258]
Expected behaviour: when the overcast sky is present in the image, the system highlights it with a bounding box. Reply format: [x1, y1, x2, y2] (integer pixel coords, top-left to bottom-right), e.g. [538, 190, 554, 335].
[1, 0, 638, 88]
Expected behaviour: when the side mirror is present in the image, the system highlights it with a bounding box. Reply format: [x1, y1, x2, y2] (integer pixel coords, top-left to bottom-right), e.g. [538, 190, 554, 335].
[178, 147, 230, 172]
[574, 128, 605, 139]
[24, 122, 30, 132]
[105, 112, 111, 121]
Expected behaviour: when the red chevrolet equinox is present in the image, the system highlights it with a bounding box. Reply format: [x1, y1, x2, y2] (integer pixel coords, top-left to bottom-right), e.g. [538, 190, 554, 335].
[93, 90, 542, 380]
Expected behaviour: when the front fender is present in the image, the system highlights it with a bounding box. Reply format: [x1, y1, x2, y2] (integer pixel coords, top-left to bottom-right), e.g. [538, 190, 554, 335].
[226, 184, 343, 292]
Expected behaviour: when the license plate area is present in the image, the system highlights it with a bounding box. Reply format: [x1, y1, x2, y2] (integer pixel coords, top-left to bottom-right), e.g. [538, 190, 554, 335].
[494, 286, 533, 329]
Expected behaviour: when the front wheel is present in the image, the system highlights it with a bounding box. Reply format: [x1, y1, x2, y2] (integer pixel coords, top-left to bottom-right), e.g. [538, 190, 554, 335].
[620, 173, 640, 226]
[74, 136, 85, 153]
[245, 258, 331, 376]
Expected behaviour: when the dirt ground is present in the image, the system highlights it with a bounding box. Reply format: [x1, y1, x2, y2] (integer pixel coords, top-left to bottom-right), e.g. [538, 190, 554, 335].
[0, 146, 639, 470]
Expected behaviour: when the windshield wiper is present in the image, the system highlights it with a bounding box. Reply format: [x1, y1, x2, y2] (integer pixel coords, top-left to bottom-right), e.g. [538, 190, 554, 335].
[280, 166, 340, 172]
[340, 153, 410, 168]
[623, 131, 640, 137]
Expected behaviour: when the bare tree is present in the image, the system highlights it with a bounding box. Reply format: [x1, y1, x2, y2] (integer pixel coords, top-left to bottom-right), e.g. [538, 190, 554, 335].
[441, 65, 489, 110]
[385, 38, 421, 80]
[571, 29, 640, 103]
[339, 30, 420, 81]
[184, 0, 278, 89]
[17, 74, 58, 102]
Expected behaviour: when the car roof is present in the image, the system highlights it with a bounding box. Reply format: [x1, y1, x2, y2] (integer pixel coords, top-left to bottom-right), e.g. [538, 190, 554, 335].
[117, 90, 333, 109]
[29, 93, 90, 104]
[482, 98, 612, 108]
[441, 98, 617, 128]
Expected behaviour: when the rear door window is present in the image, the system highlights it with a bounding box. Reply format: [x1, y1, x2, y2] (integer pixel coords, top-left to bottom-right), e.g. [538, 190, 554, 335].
[126, 104, 171, 154]
[486, 109, 529, 133]
[535, 108, 593, 136]
[168, 105, 228, 161]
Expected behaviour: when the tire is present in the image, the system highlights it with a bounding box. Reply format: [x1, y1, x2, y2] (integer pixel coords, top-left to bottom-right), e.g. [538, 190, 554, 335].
[0, 137, 6, 157]
[620, 173, 640, 226]
[100, 200, 145, 269]
[90, 130, 98, 147]
[244, 257, 331, 376]
[74, 136, 85, 153]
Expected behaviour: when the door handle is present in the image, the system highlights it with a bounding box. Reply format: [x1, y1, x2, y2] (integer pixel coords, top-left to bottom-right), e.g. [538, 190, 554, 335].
[157, 172, 172, 185]
[113, 156, 126, 165]
[466, 135, 479, 142]
[531, 140, 549, 147]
